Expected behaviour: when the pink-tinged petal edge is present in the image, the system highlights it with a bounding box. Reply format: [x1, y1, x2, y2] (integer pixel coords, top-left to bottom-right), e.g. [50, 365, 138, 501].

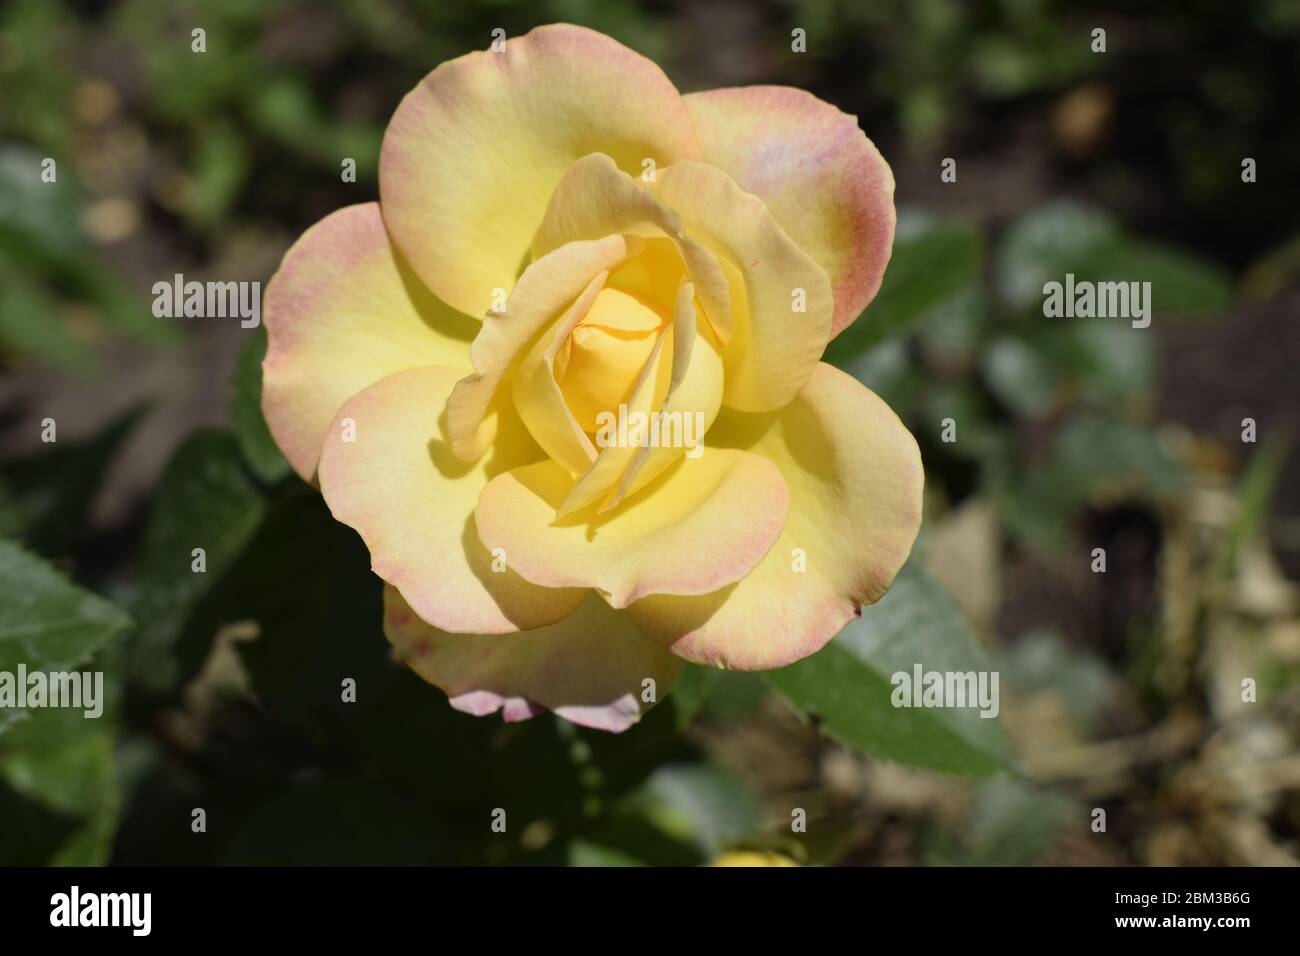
[318, 365, 585, 636]
[379, 23, 701, 319]
[684, 86, 896, 338]
[262, 202, 475, 482]
[628, 364, 923, 671]
[384, 587, 683, 733]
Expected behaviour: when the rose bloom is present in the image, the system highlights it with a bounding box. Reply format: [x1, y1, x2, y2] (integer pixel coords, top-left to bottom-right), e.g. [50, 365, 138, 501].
[262, 24, 922, 732]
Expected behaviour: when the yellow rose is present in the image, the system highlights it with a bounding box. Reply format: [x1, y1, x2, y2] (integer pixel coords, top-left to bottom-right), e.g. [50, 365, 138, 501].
[262, 24, 922, 732]
[709, 852, 800, 867]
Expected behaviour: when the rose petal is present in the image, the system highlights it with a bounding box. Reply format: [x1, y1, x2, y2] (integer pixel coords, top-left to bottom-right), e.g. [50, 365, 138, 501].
[445, 233, 640, 463]
[532, 153, 734, 344]
[318, 365, 585, 635]
[563, 281, 724, 515]
[627, 363, 922, 670]
[385, 587, 682, 733]
[262, 202, 477, 481]
[510, 271, 605, 476]
[653, 159, 833, 412]
[684, 86, 895, 337]
[474, 448, 788, 609]
[380, 24, 700, 318]
[552, 288, 676, 519]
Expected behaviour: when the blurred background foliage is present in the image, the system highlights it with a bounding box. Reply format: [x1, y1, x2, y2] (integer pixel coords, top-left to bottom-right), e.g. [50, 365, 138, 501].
[1, 0, 1299, 866]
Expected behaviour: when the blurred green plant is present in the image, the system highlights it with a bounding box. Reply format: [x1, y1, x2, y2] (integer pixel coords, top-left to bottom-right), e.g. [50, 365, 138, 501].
[836, 200, 1232, 551]
[0, 542, 131, 865]
[0, 144, 172, 373]
[0, 0, 1280, 868]
[0, 190, 1241, 864]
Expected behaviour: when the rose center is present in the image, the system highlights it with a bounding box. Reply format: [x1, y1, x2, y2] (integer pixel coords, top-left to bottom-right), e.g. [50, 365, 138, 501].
[557, 287, 666, 433]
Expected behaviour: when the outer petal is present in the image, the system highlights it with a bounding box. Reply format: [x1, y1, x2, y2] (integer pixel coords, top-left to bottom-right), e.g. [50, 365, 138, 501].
[384, 587, 683, 733]
[653, 160, 833, 412]
[379, 24, 700, 318]
[318, 365, 585, 635]
[684, 86, 896, 337]
[475, 449, 788, 609]
[627, 363, 923, 670]
[262, 203, 477, 481]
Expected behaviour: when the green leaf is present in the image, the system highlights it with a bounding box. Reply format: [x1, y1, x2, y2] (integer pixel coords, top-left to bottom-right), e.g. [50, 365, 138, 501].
[1090, 240, 1233, 317]
[825, 215, 983, 363]
[0, 544, 129, 858]
[1058, 320, 1154, 405]
[767, 562, 1015, 776]
[996, 201, 1119, 311]
[997, 200, 1232, 318]
[917, 284, 990, 363]
[0, 539, 132, 675]
[0, 723, 120, 865]
[229, 326, 291, 483]
[1045, 412, 1185, 502]
[982, 336, 1059, 417]
[0, 143, 81, 255]
[129, 431, 265, 690]
[671, 664, 769, 727]
[984, 319, 1157, 419]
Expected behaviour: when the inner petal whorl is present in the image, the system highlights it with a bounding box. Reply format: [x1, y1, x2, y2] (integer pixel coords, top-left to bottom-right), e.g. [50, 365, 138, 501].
[558, 287, 666, 432]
